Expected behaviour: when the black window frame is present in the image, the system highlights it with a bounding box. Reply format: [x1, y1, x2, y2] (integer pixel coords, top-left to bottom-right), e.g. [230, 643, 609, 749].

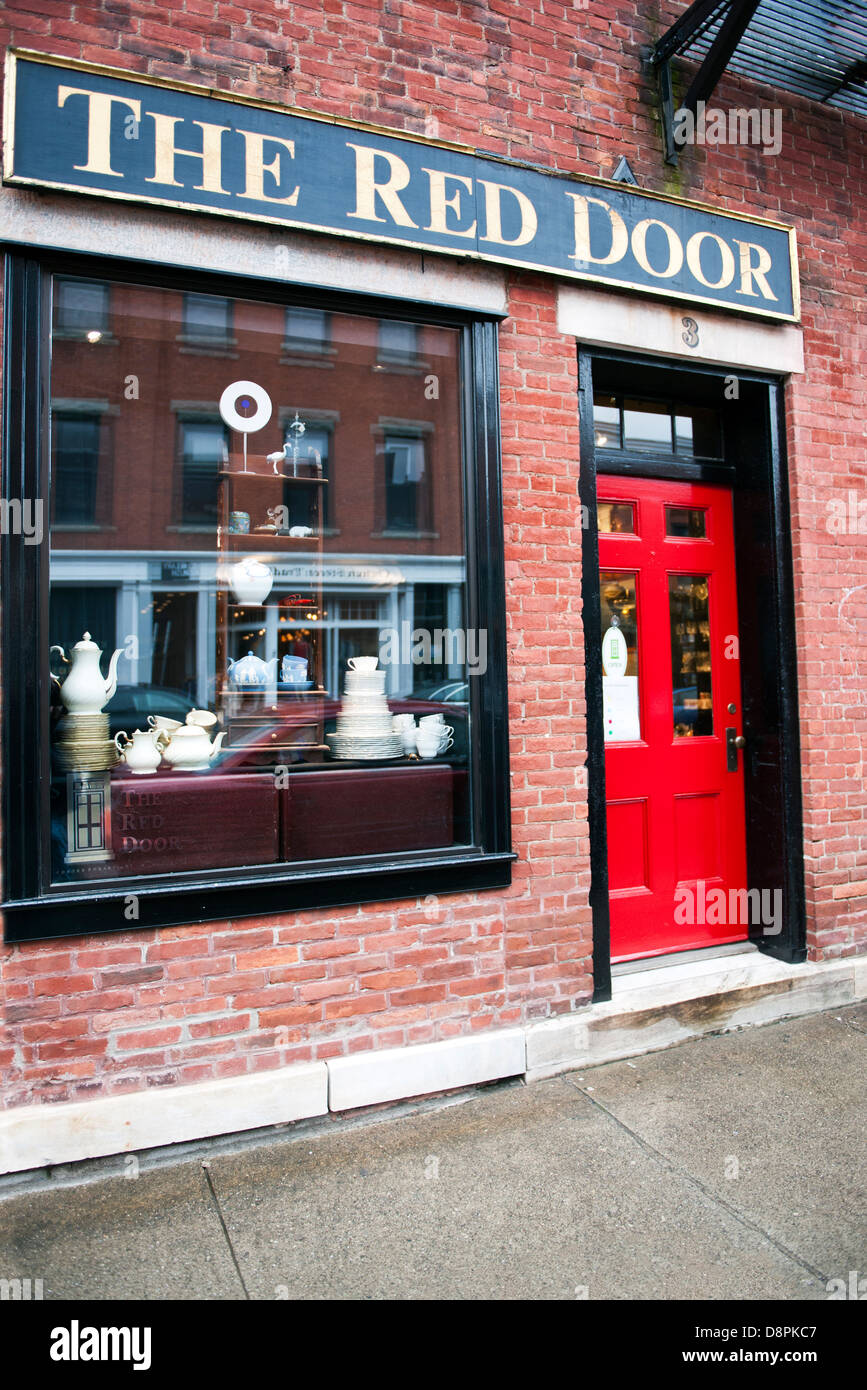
[1, 249, 514, 943]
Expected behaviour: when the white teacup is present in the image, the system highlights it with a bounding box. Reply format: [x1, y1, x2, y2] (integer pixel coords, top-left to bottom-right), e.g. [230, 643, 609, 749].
[186, 709, 217, 728]
[416, 730, 452, 758]
[419, 712, 445, 726]
[348, 657, 378, 672]
[148, 714, 182, 747]
[149, 714, 181, 732]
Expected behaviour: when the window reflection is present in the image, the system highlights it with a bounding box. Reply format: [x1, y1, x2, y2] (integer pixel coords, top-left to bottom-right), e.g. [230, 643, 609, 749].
[597, 501, 635, 534]
[623, 398, 672, 452]
[669, 575, 713, 737]
[666, 506, 706, 538]
[599, 571, 640, 741]
[47, 280, 472, 883]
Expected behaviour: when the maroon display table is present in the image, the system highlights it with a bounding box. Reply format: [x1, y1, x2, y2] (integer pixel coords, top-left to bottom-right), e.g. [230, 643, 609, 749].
[111, 772, 279, 874]
[281, 764, 454, 861]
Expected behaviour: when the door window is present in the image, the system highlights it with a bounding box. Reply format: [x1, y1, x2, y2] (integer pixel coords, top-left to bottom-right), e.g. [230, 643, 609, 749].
[669, 575, 713, 737]
[600, 571, 640, 741]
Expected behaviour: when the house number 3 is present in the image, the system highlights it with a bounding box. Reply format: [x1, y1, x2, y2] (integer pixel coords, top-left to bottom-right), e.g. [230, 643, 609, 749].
[682, 317, 700, 349]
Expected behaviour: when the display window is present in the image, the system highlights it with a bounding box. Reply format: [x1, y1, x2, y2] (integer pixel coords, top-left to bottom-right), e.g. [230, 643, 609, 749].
[1, 254, 512, 940]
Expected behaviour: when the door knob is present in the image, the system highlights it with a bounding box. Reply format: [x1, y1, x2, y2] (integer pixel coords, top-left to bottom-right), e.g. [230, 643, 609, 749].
[726, 726, 746, 770]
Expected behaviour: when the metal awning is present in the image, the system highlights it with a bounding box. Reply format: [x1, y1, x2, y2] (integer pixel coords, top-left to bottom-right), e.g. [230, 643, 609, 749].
[654, 0, 867, 161]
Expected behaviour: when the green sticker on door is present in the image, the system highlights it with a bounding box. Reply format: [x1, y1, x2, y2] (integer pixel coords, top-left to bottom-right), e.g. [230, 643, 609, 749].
[602, 616, 640, 742]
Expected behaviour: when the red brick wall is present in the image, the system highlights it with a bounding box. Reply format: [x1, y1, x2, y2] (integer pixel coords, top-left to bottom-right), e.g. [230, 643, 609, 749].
[0, 1, 865, 1109]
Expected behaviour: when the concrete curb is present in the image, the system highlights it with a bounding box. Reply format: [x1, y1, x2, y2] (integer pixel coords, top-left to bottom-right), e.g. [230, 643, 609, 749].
[1, 951, 864, 1176]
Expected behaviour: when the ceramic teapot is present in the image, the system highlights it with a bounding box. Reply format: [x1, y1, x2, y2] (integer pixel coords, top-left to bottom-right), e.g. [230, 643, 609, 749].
[228, 557, 273, 605]
[227, 651, 277, 688]
[115, 728, 162, 776]
[162, 725, 226, 772]
[50, 632, 123, 714]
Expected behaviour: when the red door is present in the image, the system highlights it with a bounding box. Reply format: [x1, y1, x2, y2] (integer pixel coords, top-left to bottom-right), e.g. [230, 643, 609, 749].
[598, 476, 748, 961]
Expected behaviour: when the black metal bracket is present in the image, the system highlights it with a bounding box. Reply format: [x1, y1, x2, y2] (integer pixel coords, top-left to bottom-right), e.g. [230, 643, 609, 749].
[653, 0, 761, 166]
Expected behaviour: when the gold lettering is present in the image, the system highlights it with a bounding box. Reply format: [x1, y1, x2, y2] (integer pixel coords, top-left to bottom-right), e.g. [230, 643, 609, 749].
[733, 240, 777, 300]
[686, 231, 736, 289]
[144, 114, 230, 192]
[422, 168, 476, 238]
[478, 179, 537, 246]
[346, 143, 418, 227]
[566, 193, 628, 266]
[236, 129, 299, 205]
[57, 86, 142, 178]
[631, 218, 684, 278]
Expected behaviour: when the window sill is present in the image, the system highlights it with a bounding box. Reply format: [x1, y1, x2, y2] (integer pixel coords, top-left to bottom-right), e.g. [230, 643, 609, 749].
[165, 524, 218, 533]
[52, 330, 118, 345]
[176, 336, 239, 358]
[1, 849, 516, 943]
[371, 530, 439, 540]
[372, 358, 431, 375]
[50, 523, 117, 533]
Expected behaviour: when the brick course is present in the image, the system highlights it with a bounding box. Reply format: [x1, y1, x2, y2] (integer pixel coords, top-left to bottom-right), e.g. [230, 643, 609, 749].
[0, 0, 864, 1109]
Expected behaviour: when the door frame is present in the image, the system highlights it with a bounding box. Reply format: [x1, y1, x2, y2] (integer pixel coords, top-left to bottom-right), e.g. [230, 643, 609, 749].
[579, 347, 807, 1003]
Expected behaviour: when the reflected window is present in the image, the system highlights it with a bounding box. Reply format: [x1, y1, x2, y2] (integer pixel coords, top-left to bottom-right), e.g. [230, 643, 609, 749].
[597, 501, 635, 534]
[182, 293, 234, 345]
[283, 423, 330, 529]
[378, 319, 420, 365]
[669, 575, 713, 737]
[385, 435, 427, 531]
[284, 307, 331, 355]
[54, 278, 109, 338]
[593, 392, 620, 449]
[53, 413, 102, 526]
[624, 398, 672, 452]
[179, 420, 227, 525]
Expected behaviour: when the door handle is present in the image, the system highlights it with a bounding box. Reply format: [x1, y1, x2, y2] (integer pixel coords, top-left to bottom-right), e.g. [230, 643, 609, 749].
[726, 727, 746, 771]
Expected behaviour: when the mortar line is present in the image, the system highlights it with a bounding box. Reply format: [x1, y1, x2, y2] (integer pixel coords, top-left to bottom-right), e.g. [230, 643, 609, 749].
[562, 1076, 830, 1287]
[201, 1161, 251, 1300]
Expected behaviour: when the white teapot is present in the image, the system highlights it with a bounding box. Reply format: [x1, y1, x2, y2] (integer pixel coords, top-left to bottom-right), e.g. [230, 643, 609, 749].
[50, 632, 122, 714]
[115, 728, 162, 776]
[162, 724, 226, 772]
[228, 557, 273, 605]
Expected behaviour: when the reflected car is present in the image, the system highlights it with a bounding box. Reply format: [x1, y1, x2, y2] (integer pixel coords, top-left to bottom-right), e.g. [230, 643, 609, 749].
[215, 684, 469, 770]
[105, 684, 194, 739]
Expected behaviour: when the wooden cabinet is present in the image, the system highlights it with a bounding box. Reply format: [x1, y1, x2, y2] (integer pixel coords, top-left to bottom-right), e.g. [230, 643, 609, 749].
[216, 446, 327, 764]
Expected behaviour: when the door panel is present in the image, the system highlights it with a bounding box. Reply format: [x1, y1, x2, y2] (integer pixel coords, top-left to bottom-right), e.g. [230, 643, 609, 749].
[598, 476, 748, 961]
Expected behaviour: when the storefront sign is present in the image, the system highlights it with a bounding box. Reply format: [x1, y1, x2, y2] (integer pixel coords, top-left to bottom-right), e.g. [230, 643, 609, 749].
[3, 51, 799, 320]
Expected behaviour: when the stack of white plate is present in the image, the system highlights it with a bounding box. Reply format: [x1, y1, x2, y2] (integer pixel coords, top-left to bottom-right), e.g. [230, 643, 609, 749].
[328, 665, 404, 759]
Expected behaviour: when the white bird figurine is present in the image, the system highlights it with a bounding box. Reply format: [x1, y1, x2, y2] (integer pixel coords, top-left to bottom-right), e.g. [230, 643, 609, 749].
[267, 449, 286, 475]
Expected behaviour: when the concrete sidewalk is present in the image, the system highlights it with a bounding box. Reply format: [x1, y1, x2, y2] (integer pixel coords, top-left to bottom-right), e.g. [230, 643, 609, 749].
[1, 1003, 864, 1300]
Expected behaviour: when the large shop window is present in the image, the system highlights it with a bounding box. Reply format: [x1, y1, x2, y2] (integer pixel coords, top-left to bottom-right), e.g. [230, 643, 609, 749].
[1, 259, 511, 941]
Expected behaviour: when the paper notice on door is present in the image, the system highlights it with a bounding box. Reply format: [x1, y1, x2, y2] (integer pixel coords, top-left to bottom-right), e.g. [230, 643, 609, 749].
[602, 675, 640, 742]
